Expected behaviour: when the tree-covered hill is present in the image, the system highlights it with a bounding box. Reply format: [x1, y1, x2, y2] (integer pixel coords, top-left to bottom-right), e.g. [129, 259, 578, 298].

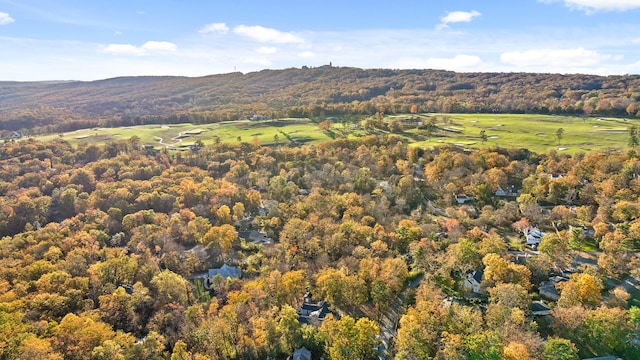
[1, 66, 640, 134]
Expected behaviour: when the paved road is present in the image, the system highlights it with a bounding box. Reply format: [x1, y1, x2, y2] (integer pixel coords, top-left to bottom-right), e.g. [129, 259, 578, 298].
[377, 273, 424, 360]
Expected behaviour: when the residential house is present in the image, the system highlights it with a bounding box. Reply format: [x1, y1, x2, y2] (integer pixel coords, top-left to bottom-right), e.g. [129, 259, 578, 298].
[233, 216, 255, 230]
[569, 225, 595, 239]
[250, 185, 267, 192]
[9, 131, 21, 139]
[455, 194, 474, 204]
[539, 276, 567, 301]
[539, 282, 560, 301]
[238, 230, 272, 245]
[442, 296, 464, 309]
[297, 292, 331, 326]
[463, 270, 483, 293]
[549, 173, 566, 180]
[206, 264, 241, 289]
[530, 301, 552, 316]
[495, 186, 520, 197]
[524, 227, 545, 246]
[289, 347, 312, 360]
[299, 188, 310, 196]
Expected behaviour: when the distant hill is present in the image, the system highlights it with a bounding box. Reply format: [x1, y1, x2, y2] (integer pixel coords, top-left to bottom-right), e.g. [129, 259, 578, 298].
[1, 66, 639, 134]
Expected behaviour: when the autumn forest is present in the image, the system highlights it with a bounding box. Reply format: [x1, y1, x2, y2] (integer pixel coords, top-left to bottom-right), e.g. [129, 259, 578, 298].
[0, 67, 640, 360]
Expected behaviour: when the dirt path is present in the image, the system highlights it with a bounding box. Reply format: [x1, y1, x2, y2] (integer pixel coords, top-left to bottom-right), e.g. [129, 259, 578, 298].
[155, 131, 186, 149]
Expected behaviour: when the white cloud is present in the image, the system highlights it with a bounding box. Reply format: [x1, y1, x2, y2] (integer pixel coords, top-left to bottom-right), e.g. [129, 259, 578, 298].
[437, 10, 481, 30]
[501, 47, 610, 67]
[101, 41, 177, 56]
[233, 25, 304, 44]
[0, 12, 15, 25]
[199, 22, 229, 34]
[142, 41, 177, 51]
[101, 44, 146, 56]
[540, 0, 640, 12]
[298, 51, 315, 58]
[256, 46, 277, 54]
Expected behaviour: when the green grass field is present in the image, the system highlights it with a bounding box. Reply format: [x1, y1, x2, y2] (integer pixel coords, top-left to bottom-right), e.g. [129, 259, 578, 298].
[29, 114, 639, 154]
[401, 113, 636, 154]
[33, 119, 334, 150]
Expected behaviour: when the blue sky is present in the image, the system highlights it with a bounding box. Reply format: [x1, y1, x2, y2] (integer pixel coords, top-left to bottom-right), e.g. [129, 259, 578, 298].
[2, 0, 640, 80]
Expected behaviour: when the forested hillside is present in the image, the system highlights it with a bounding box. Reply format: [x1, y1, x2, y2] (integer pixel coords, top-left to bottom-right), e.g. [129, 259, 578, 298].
[0, 135, 639, 359]
[2, 67, 640, 134]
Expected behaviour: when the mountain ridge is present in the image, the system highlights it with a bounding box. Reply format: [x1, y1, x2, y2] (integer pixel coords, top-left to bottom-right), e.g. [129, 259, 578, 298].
[1, 66, 638, 133]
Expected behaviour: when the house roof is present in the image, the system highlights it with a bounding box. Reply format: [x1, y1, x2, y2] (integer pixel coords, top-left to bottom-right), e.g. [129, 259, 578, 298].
[292, 347, 312, 360]
[530, 301, 551, 313]
[238, 230, 265, 240]
[297, 296, 331, 325]
[539, 282, 560, 301]
[208, 264, 241, 279]
[524, 227, 542, 237]
[471, 270, 483, 283]
[525, 227, 545, 245]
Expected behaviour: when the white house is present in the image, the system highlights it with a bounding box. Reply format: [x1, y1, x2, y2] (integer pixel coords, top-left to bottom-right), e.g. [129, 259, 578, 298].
[463, 270, 483, 293]
[524, 227, 545, 246]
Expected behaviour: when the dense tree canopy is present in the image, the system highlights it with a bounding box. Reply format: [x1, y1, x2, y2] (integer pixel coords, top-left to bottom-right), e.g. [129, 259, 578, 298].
[0, 134, 638, 359]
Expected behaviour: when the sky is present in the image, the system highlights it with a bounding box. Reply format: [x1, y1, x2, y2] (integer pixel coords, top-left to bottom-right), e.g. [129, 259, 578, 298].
[2, 0, 640, 81]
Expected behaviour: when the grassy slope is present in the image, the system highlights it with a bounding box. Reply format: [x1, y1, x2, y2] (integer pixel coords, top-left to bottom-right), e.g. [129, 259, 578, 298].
[405, 114, 635, 154]
[34, 119, 333, 149]
[30, 114, 637, 153]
